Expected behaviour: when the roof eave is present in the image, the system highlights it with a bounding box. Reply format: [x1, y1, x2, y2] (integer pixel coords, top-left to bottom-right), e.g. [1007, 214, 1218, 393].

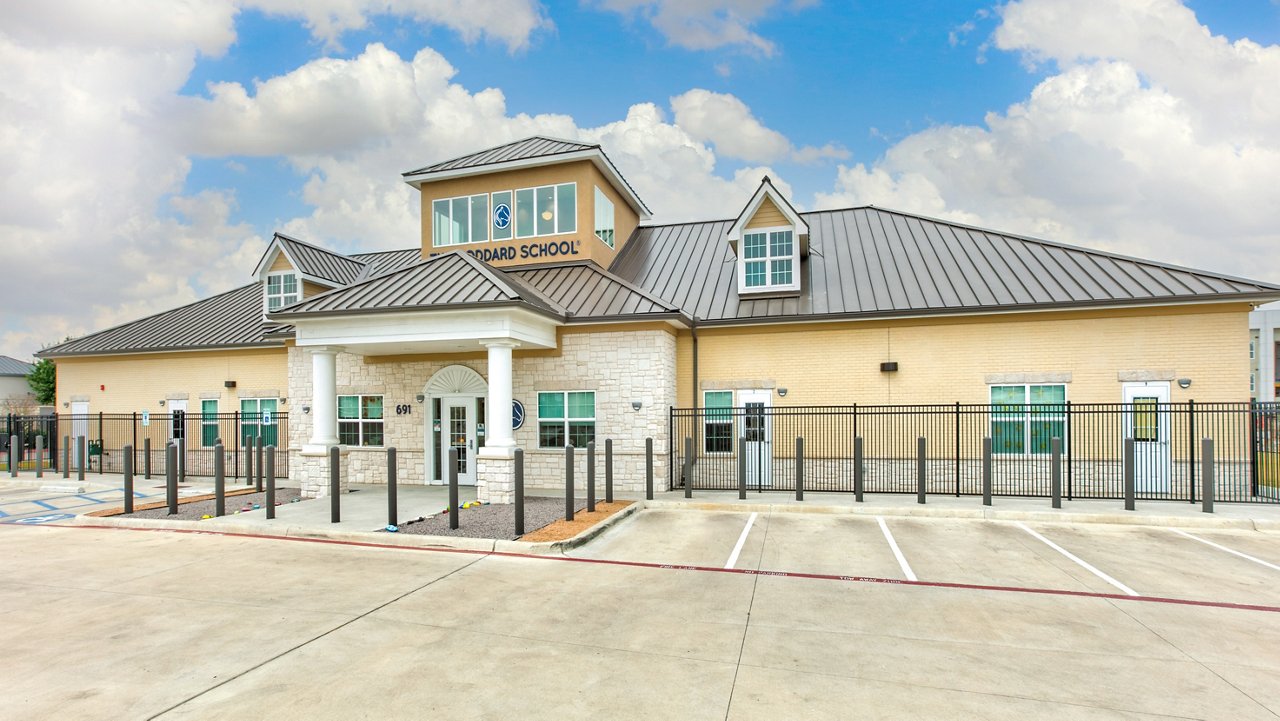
[267, 299, 567, 324]
[37, 340, 286, 359]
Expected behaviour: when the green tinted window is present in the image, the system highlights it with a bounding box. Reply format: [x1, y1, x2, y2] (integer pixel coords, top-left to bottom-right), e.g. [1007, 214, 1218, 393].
[538, 392, 564, 420]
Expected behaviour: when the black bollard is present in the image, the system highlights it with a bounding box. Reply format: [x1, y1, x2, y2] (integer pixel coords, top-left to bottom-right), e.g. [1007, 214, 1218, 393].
[266, 445, 276, 520]
[245, 439, 254, 487]
[7, 435, 14, 478]
[35, 435, 43, 479]
[62, 435, 70, 479]
[214, 442, 226, 517]
[1201, 438, 1214, 514]
[982, 437, 993, 506]
[166, 443, 178, 515]
[1051, 437, 1062, 509]
[387, 447, 397, 527]
[917, 437, 926, 505]
[448, 448, 459, 530]
[256, 436, 264, 492]
[795, 437, 804, 501]
[738, 435, 747, 500]
[1123, 437, 1135, 511]
[77, 436, 86, 482]
[605, 439, 614, 504]
[587, 441, 596, 513]
[514, 448, 525, 537]
[565, 444, 575, 522]
[143, 437, 151, 480]
[122, 445, 134, 515]
[645, 438, 653, 500]
[683, 437, 693, 499]
[854, 436, 865, 503]
[330, 445, 341, 523]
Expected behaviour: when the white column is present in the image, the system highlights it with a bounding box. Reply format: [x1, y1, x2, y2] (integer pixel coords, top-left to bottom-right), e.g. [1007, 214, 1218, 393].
[483, 341, 518, 452]
[307, 347, 341, 448]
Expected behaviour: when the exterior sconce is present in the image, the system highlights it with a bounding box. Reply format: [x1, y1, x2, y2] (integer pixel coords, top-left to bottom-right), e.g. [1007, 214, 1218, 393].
[302, 405, 312, 414]
[777, 388, 788, 397]
[1177, 378, 1192, 389]
[158, 399, 166, 407]
[280, 398, 287, 404]
[631, 400, 642, 411]
[416, 394, 425, 403]
[62, 402, 69, 409]
[224, 380, 236, 389]
[880, 362, 899, 372]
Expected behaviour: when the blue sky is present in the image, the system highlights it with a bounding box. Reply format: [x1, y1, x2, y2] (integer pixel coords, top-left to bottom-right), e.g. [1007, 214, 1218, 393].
[2, 0, 1280, 358]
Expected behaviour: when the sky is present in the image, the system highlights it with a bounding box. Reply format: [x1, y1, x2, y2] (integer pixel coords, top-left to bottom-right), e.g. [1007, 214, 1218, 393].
[2, 0, 1279, 361]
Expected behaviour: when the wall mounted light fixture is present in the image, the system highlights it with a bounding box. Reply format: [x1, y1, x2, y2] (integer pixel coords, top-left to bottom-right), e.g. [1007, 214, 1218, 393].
[1177, 378, 1192, 389]
[777, 388, 788, 397]
[302, 405, 312, 414]
[631, 400, 643, 411]
[416, 394, 425, 403]
[158, 399, 166, 407]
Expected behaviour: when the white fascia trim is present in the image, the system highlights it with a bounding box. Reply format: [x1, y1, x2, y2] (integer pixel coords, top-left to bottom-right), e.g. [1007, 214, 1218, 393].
[403, 149, 652, 221]
[727, 182, 809, 244]
[292, 307, 560, 349]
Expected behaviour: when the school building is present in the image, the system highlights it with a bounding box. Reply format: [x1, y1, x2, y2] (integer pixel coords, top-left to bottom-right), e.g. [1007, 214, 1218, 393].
[40, 136, 1280, 501]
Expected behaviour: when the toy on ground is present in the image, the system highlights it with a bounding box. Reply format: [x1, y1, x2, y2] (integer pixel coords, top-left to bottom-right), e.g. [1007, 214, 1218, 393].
[385, 524, 399, 533]
[439, 500, 489, 515]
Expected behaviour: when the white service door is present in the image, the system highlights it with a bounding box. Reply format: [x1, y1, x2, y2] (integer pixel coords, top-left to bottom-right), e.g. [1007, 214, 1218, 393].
[168, 400, 188, 444]
[740, 389, 773, 488]
[70, 402, 89, 470]
[1123, 382, 1171, 493]
[442, 397, 476, 486]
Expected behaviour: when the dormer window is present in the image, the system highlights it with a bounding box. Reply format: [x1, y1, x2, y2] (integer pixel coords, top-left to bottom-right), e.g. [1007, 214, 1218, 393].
[742, 229, 796, 291]
[728, 177, 808, 297]
[266, 272, 299, 312]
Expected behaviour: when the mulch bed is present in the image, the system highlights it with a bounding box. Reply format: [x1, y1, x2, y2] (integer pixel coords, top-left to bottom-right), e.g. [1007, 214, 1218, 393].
[393, 497, 633, 542]
[101, 488, 303, 521]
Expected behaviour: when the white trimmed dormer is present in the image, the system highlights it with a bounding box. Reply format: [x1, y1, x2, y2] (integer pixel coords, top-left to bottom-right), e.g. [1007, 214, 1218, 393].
[727, 177, 809, 297]
[252, 233, 362, 318]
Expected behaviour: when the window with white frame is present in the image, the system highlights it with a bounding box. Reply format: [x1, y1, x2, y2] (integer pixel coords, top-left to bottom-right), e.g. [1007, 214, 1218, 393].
[538, 391, 594, 448]
[432, 193, 489, 246]
[265, 272, 298, 312]
[240, 398, 279, 446]
[200, 399, 219, 447]
[990, 384, 1066, 455]
[338, 395, 384, 446]
[740, 228, 797, 292]
[594, 186, 615, 248]
[515, 183, 575, 239]
[704, 390, 733, 453]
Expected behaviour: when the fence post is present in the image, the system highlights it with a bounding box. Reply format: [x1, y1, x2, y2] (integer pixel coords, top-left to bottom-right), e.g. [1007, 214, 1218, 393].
[1051, 437, 1062, 509]
[1123, 437, 1135, 511]
[122, 445, 134, 515]
[214, 442, 226, 517]
[683, 437, 693, 499]
[256, 436, 265, 492]
[917, 436, 926, 504]
[514, 448, 525, 536]
[954, 401, 961, 497]
[645, 438, 653, 501]
[266, 445, 276, 520]
[1187, 399, 1197, 505]
[77, 435, 86, 482]
[330, 445, 341, 524]
[166, 442, 177, 515]
[1201, 438, 1214, 514]
[35, 434, 43, 479]
[605, 438, 614, 504]
[795, 437, 804, 501]
[738, 435, 747, 500]
[854, 436, 864, 502]
[143, 437, 151, 480]
[982, 437, 992, 506]
[586, 441, 596, 513]
[1065, 400, 1073, 500]
[62, 435, 69, 479]
[565, 444, 575, 522]
[7, 435, 15, 478]
[448, 447, 459, 530]
[386, 447, 397, 527]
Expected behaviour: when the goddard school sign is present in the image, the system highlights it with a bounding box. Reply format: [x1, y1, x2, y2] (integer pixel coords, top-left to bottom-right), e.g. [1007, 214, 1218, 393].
[431, 239, 582, 263]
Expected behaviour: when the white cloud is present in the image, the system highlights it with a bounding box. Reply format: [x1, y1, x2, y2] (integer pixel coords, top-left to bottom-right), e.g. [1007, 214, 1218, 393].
[671, 88, 848, 164]
[590, 0, 815, 56]
[816, 0, 1280, 282]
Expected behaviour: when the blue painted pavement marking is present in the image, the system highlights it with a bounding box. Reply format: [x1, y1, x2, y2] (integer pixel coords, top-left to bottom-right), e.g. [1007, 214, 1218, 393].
[75, 494, 107, 504]
[31, 500, 57, 510]
[10, 513, 76, 525]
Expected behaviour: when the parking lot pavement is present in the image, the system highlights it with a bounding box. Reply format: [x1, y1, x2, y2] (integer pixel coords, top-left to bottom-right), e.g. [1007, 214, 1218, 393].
[0, 480, 170, 525]
[4, 510, 1280, 719]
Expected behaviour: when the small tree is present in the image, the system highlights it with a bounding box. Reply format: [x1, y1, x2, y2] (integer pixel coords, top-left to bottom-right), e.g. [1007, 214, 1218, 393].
[27, 358, 55, 406]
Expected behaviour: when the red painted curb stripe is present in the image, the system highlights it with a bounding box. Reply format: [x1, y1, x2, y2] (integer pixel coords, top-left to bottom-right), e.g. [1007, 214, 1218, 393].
[48, 523, 1280, 614]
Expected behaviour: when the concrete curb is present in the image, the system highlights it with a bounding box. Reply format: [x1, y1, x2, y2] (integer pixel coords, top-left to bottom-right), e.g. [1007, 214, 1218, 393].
[3, 478, 116, 493]
[642, 499, 1273, 530]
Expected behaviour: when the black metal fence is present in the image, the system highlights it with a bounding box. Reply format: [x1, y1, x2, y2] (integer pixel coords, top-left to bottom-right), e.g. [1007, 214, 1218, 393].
[3, 412, 290, 479]
[671, 402, 1280, 504]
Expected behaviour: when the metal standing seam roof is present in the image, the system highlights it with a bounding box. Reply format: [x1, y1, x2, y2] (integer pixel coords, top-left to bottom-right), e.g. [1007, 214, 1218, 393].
[509, 262, 685, 320]
[0, 355, 34, 375]
[402, 136, 597, 176]
[609, 206, 1280, 324]
[268, 251, 566, 320]
[273, 233, 368, 286]
[39, 284, 284, 358]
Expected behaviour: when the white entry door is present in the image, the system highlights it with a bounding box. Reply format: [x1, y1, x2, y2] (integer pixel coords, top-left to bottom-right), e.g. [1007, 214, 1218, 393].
[168, 400, 188, 445]
[1122, 382, 1171, 493]
[70, 401, 89, 470]
[442, 397, 476, 485]
[740, 389, 773, 488]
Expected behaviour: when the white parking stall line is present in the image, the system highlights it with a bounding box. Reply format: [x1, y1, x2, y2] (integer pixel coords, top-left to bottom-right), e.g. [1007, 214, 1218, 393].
[1016, 522, 1138, 597]
[1171, 529, 1280, 573]
[877, 516, 917, 582]
[724, 512, 759, 570]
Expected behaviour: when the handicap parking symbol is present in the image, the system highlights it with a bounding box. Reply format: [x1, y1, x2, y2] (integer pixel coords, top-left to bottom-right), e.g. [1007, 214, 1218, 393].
[13, 513, 76, 525]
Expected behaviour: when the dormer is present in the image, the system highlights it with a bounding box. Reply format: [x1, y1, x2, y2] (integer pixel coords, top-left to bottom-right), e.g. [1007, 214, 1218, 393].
[251, 233, 368, 316]
[727, 177, 809, 297]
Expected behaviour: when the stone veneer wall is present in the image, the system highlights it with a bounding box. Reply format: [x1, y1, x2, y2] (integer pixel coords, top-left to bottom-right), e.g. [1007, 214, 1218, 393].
[288, 328, 676, 495]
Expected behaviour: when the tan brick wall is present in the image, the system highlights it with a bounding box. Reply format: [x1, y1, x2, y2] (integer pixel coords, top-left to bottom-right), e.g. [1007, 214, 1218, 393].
[677, 303, 1251, 408]
[55, 348, 289, 416]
